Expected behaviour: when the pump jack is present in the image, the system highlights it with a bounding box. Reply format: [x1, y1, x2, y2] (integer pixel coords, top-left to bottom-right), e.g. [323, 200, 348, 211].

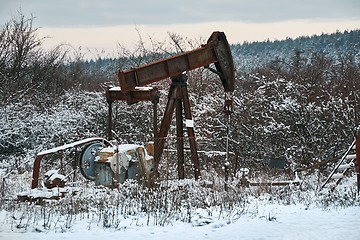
[116, 31, 235, 180]
[30, 31, 235, 189]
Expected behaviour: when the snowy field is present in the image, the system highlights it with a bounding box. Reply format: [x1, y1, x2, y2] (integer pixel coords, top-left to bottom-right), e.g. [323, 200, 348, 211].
[1, 198, 359, 240]
[1, 171, 359, 240]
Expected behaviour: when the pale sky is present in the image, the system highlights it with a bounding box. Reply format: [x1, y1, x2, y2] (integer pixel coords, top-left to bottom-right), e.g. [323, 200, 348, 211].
[1, 0, 359, 58]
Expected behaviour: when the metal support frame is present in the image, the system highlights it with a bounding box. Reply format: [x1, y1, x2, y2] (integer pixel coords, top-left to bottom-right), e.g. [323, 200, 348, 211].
[31, 137, 111, 189]
[176, 98, 185, 179]
[116, 31, 235, 181]
[223, 92, 234, 190]
[154, 74, 201, 180]
[356, 128, 360, 193]
[106, 86, 160, 140]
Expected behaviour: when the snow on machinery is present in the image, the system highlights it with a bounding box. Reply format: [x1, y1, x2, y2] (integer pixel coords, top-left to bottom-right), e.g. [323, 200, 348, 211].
[30, 31, 235, 189]
[27, 30, 360, 194]
[31, 137, 156, 189]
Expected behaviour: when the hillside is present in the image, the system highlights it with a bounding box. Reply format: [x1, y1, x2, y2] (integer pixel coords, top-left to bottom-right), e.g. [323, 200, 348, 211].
[231, 29, 360, 72]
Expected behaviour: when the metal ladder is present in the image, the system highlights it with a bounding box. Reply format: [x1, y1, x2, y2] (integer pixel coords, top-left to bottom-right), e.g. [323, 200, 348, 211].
[320, 138, 357, 191]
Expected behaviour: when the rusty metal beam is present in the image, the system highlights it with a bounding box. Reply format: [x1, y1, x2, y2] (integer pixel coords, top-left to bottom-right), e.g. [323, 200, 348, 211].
[31, 155, 44, 189]
[154, 88, 177, 170]
[107, 87, 160, 104]
[181, 84, 200, 179]
[118, 31, 234, 93]
[176, 99, 185, 179]
[356, 128, 360, 193]
[107, 101, 113, 140]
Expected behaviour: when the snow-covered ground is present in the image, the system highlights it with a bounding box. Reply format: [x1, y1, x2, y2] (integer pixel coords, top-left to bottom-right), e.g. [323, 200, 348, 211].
[1, 169, 359, 240]
[1, 201, 359, 240]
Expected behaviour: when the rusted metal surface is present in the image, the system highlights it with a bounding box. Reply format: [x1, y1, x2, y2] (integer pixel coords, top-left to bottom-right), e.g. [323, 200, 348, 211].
[356, 128, 360, 193]
[106, 86, 160, 140]
[118, 31, 235, 93]
[153, 75, 200, 180]
[176, 99, 185, 179]
[153, 81, 177, 174]
[31, 137, 111, 189]
[116, 32, 235, 181]
[181, 81, 201, 179]
[106, 86, 160, 104]
[43, 170, 66, 189]
[18, 188, 69, 204]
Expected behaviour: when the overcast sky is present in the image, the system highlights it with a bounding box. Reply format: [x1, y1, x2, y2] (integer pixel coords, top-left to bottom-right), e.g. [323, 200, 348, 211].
[1, 0, 359, 58]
